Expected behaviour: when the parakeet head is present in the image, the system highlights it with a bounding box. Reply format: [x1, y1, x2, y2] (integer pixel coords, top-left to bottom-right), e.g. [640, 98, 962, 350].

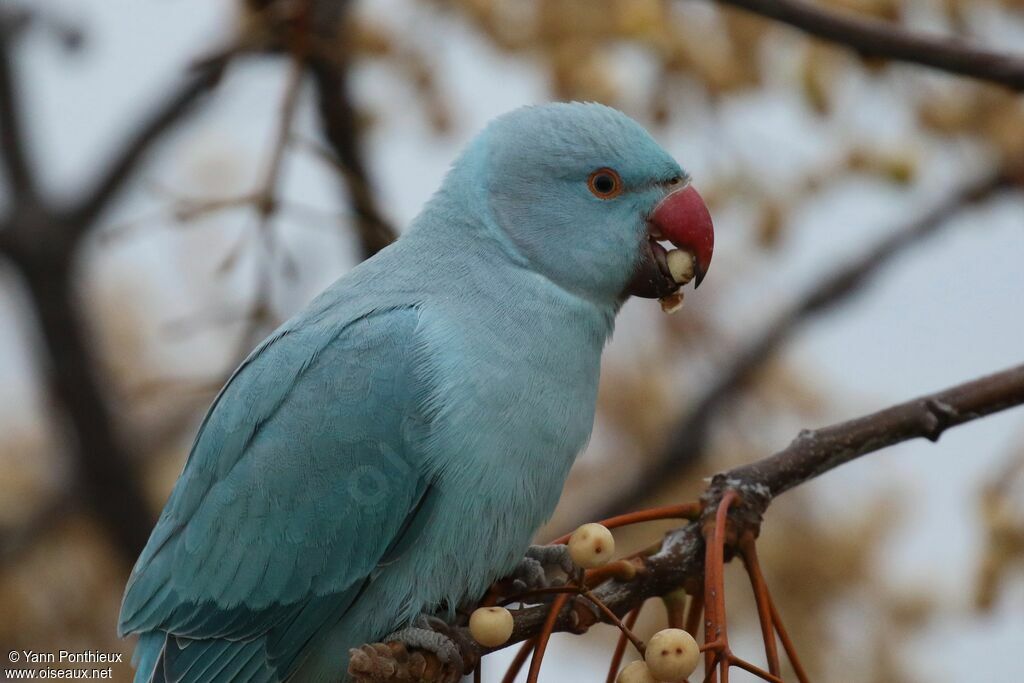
[445, 102, 713, 306]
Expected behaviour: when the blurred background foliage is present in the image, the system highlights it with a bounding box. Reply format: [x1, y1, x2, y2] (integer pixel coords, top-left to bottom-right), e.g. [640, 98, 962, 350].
[1, 0, 1023, 680]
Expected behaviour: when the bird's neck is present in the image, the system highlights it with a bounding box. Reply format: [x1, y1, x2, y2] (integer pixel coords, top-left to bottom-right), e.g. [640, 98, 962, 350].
[408, 189, 623, 332]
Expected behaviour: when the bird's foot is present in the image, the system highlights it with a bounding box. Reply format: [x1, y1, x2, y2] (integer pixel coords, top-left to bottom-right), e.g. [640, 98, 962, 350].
[349, 614, 476, 683]
[511, 544, 575, 595]
[385, 615, 464, 666]
[348, 640, 457, 683]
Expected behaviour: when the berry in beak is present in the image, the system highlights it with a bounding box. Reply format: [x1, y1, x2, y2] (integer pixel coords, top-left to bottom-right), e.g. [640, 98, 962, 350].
[626, 184, 715, 300]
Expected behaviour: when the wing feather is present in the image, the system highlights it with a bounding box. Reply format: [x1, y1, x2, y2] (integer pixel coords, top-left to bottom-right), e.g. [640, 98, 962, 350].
[120, 306, 433, 680]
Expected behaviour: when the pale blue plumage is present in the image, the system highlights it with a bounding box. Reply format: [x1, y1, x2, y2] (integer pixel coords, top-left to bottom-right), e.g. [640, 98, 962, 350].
[120, 103, 686, 682]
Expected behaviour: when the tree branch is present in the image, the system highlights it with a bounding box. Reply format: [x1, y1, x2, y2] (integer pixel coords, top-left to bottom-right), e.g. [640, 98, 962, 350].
[0, 9, 37, 201]
[725, 363, 1024, 498]
[15, 259, 159, 559]
[0, 45, 232, 563]
[67, 54, 228, 229]
[484, 361, 1024, 656]
[596, 168, 1013, 519]
[306, 3, 397, 260]
[711, 0, 1024, 90]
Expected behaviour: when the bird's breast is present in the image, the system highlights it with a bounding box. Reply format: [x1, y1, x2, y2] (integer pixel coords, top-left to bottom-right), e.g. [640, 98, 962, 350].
[403, 290, 611, 609]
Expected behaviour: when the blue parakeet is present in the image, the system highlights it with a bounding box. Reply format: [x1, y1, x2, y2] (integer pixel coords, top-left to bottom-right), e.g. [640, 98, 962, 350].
[118, 102, 714, 682]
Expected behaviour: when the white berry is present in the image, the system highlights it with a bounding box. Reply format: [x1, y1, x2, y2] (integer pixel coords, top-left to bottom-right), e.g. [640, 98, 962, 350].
[468, 606, 514, 647]
[617, 660, 658, 683]
[659, 291, 684, 314]
[644, 628, 700, 681]
[568, 522, 615, 569]
[666, 249, 695, 284]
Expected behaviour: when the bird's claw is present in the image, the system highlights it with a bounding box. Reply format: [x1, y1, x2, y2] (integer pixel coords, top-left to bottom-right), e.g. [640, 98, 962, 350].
[366, 613, 477, 681]
[528, 544, 577, 575]
[511, 544, 575, 594]
[348, 640, 461, 683]
[382, 625, 461, 666]
[417, 614, 480, 668]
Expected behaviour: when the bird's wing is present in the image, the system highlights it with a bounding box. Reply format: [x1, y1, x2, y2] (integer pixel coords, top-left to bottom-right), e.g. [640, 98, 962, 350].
[119, 305, 435, 679]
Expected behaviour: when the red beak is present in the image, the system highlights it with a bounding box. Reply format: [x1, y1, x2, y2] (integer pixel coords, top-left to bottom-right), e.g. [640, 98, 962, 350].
[626, 183, 715, 300]
[649, 184, 714, 288]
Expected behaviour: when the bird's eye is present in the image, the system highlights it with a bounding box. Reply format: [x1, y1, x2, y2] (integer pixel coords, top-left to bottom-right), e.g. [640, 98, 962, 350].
[667, 176, 682, 186]
[587, 168, 623, 199]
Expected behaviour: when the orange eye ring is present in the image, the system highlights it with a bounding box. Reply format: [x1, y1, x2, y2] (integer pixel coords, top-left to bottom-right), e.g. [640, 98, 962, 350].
[587, 168, 623, 199]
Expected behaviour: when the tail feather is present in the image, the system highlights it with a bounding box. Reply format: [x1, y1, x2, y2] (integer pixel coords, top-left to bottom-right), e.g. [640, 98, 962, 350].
[131, 632, 277, 683]
[173, 638, 263, 683]
[131, 632, 165, 683]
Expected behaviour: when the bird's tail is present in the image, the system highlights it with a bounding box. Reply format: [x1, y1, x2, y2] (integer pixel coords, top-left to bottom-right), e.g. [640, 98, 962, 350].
[131, 632, 165, 683]
[129, 631, 277, 683]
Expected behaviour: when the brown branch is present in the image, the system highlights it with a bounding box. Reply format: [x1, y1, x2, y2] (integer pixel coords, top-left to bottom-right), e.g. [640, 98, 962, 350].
[711, 0, 1024, 90]
[66, 54, 228, 229]
[306, 4, 396, 260]
[13, 258, 157, 559]
[0, 44, 233, 563]
[0, 2, 387, 568]
[605, 608, 641, 683]
[259, 56, 305, 213]
[597, 168, 1013, 519]
[354, 362, 1024, 682]
[739, 537, 781, 677]
[724, 363, 1024, 498]
[0, 1, 387, 565]
[0, 1, 388, 565]
[0, 9, 37, 201]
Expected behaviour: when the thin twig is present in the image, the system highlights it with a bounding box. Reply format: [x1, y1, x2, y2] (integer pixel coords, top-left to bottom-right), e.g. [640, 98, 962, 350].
[712, 0, 1024, 90]
[700, 650, 724, 683]
[766, 589, 810, 683]
[306, 2, 396, 259]
[256, 55, 306, 217]
[228, 53, 308, 359]
[581, 589, 645, 654]
[605, 607, 641, 683]
[0, 9, 36, 201]
[67, 54, 228, 229]
[726, 655, 786, 683]
[703, 491, 739, 683]
[684, 592, 704, 639]
[555, 503, 702, 544]
[500, 639, 535, 683]
[739, 535, 781, 677]
[525, 593, 569, 683]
